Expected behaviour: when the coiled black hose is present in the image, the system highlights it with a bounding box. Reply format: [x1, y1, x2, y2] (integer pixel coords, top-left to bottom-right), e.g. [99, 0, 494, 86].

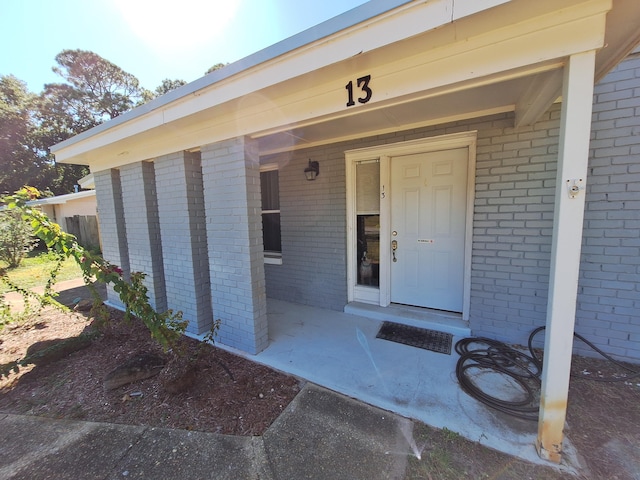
[455, 327, 640, 421]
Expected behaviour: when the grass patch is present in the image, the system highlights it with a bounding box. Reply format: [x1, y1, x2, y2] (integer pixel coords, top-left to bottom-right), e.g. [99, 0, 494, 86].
[0, 251, 83, 294]
[406, 424, 570, 480]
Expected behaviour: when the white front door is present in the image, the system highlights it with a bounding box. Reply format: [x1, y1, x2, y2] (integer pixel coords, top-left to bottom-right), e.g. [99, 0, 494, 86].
[390, 148, 468, 311]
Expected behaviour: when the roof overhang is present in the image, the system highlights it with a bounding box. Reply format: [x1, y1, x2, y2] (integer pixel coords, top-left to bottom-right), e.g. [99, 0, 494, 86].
[27, 189, 96, 206]
[52, 0, 640, 171]
[78, 173, 95, 190]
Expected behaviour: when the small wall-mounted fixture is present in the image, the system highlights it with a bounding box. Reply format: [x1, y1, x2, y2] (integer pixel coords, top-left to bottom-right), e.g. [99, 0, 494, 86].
[566, 178, 585, 199]
[304, 159, 320, 181]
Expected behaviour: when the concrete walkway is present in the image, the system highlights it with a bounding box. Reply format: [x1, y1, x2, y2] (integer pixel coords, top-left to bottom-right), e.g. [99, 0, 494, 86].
[213, 299, 582, 471]
[0, 384, 413, 480]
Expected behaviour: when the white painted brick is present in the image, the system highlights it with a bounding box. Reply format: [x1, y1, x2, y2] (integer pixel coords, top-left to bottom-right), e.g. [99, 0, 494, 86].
[202, 137, 268, 354]
[120, 161, 167, 312]
[94, 169, 130, 308]
[155, 151, 213, 335]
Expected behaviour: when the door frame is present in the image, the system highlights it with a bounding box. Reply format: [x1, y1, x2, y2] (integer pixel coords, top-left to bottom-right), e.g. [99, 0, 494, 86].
[345, 131, 477, 321]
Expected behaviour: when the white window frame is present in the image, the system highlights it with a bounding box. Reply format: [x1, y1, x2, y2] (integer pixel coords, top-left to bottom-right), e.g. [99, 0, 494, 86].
[260, 163, 282, 265]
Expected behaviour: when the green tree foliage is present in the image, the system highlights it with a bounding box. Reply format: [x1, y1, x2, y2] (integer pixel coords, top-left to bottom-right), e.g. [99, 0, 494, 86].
[154, 78, 187, 97]
[3, 50, 226, 195]
[49, 49, 147, 121]
[0, 74, 92, 196]
[0, 209, 38, 268]
[0, 75, 48, 195]
[205, 62, 229, 75]
[34, 49, 152, 194]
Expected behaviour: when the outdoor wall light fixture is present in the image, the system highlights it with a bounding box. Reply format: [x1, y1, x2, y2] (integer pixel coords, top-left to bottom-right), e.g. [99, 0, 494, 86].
[304, 160, 320, 181]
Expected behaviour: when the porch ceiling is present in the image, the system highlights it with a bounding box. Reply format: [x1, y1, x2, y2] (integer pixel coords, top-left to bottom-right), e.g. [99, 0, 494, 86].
[52, 0, 640, 170]
[256, 71, 549, 154]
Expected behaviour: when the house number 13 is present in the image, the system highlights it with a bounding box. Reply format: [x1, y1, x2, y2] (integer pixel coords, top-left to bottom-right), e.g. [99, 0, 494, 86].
[345, 74, 372, 107]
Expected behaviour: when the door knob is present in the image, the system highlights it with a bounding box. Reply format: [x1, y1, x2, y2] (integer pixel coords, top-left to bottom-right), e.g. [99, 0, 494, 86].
[391, 240, 398, 251]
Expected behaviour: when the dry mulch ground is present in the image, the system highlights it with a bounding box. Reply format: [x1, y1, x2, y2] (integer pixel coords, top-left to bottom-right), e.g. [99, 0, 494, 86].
[0, 287, 301, 436]
[1, 283, 640, 479]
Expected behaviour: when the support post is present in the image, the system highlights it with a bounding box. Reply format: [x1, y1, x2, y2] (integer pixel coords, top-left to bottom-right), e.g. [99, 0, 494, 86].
[536, 51, 596, 463]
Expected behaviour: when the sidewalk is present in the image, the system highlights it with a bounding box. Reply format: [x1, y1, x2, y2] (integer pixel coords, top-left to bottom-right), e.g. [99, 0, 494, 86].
[2, 277, 98, 313]
[0, 384, 413, 480]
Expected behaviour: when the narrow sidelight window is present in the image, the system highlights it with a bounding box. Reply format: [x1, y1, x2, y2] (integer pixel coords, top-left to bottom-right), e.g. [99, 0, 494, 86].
[356, 160, 380, 287]
[260, 168, 282, 261]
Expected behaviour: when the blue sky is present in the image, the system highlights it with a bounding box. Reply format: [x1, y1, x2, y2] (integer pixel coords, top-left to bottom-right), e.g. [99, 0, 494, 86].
[1, 0, 367, 93]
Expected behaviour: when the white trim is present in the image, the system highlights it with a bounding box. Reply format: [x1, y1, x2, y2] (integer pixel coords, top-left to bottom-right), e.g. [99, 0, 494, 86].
[536, 50, 596, 463]
[51, 0, 636, 173]
[380, 155, 391, 307]
[260, 163, 282, 265]
[27, 189, 96, 206]
[259, 106, 512, 156]
[264, 255, 283, 265]
[345, 131, 476, 320]
[260, 162, 279, 172]
[345, 150, 358, 299]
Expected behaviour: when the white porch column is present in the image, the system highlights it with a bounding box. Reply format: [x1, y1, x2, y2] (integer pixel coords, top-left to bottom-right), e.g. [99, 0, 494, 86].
[536, 51, 596, 463]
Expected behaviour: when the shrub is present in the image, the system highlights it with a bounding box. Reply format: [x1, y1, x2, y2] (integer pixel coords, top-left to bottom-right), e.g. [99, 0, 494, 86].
[0, 209, 39, 268]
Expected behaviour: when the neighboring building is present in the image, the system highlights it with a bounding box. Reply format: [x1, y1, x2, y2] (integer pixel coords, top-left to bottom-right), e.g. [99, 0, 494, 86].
[51, 0, 640, 463]
[28, 190, 100, 251]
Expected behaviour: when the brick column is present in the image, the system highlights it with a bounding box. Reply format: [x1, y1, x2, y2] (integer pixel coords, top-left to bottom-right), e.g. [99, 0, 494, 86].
[155, 151, 212, 334]
[120, 161, 167, 312]
[201, 137, 268, 354]
[93, 169, 129, 308]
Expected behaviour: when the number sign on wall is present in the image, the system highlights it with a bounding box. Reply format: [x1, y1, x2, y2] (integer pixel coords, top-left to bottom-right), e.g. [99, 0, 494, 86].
[345, 75, 372, 107]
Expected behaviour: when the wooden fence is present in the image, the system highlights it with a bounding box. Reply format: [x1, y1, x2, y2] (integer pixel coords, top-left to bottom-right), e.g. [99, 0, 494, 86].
[65, 215, 101, 252]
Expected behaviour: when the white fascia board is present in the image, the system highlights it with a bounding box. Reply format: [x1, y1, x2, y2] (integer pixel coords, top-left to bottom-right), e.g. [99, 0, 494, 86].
[216, 5, 608, 137]
[453, 0, 511, 19]
[52, 0, 510, 165]
[50, 0, 416, 158]
[78, 173, 95, 189]
[27, 190, 96, 206]
[56, 0, 614, 172]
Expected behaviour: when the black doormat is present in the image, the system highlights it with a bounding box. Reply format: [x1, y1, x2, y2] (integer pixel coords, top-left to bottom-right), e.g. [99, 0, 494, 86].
[376, 321, 453, 354]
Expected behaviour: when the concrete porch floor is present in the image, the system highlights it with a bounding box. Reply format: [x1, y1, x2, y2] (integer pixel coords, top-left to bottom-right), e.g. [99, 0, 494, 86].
[215, 299, 580, 471]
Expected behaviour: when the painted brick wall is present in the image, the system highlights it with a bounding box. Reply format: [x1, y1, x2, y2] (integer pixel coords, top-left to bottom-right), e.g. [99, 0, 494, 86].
[263, 145, 348, 311]
[201, 137, 268, 354]
[93, 168, 129, 308]
[576, 52, 640, 361]
[88, 60, 638, 361]
[262, 118, 518, 312]
[468, 111, 558, 344]
[155, 151, 213, 335]
[120, 161, 167, 312]
[263, 54, 640, 362]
